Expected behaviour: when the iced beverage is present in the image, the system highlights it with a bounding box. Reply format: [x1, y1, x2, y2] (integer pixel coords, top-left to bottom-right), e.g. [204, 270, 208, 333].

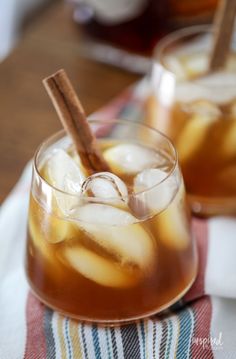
[26, 120, 197, 324]
[150, 26, 236, 216]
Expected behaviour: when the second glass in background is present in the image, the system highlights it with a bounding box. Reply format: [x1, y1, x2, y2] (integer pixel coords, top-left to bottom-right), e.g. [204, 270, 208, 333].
[149, 25, 236, 216]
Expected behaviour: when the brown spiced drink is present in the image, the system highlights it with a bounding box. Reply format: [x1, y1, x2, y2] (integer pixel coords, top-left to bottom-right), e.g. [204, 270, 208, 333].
[150, 26, 236, 216]
[26, 120, 197, 324]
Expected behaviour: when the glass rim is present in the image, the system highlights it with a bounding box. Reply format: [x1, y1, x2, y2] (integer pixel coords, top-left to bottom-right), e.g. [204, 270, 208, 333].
[153, 24, 236, 89]
[154, 24, 211, 63]
[33, 118, 178, 201]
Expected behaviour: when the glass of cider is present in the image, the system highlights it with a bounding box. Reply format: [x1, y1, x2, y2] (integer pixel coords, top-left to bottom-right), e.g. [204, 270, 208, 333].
[25, 119, 197, 324]
[150, 26, 236, 216]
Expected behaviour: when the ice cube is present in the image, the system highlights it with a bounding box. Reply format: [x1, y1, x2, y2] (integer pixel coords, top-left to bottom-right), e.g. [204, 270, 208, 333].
[70, 203, 156, 271]
[134, 168, 167, 190]
[62, 246, 138, 288]
[28, 211, 58, 267]
[176, 110, 218, 163]
[29, 194, 78, 247]
[176, 73, 236, 104]
[104, 143, 160, 175]
[28, 213, 67, 282]
[155, 181, 190, 250]
[185, 100, 221, 118]
[47, 149, 85, 193]
[134, 168, 178, 214]
[28, 212, 48, 257]
[42, 217, 78, 244]
[46, 149, 85, 214]
[81, 172, 128, 205]
[181, 53, 208, 78]
[165, 55, 186, 80]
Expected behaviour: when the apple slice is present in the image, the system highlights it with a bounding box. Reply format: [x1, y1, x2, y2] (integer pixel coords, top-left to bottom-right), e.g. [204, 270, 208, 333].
[62, 246, 139, 288]
[155, 182, 190, 250]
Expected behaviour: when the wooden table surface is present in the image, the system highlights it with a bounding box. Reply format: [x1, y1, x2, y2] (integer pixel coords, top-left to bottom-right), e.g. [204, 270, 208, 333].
[0, 1, 140, 203]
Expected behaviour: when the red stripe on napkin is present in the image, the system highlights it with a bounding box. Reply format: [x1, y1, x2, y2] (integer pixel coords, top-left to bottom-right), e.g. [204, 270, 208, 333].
[24, 292, 47, 359]
[191, 297, 213, 358]
[184, 218, 209, 302]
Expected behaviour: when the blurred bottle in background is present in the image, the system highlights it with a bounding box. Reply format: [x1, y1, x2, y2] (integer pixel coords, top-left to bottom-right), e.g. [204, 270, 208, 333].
[72, 0, 218, 55]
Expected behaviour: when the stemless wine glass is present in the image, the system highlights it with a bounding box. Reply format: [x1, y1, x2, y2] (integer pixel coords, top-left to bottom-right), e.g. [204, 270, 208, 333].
[150, 25, 236, 216]
[25, 119, 197, 324]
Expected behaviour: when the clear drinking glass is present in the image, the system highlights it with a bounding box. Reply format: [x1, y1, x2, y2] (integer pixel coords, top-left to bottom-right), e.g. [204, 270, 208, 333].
[25, 119, 197, 324]
[150, 25, 236, 216]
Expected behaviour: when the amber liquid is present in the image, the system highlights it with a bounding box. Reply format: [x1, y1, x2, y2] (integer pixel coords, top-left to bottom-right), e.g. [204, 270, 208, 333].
[26, 143, 197, 323]
[151, 97, 236, 215]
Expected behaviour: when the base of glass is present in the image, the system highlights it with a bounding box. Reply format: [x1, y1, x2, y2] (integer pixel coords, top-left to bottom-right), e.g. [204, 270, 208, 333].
[27, 270, 197, 326]
[188, 194, 236, 217]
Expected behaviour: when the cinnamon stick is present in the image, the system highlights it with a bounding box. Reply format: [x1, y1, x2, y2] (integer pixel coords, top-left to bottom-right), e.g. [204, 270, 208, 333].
[43, 69, 110, 173]
[209, 0, 236, 71]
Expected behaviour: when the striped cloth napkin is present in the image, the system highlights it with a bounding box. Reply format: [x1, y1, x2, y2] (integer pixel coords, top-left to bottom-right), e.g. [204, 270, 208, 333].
[1, 80, 236, 359]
